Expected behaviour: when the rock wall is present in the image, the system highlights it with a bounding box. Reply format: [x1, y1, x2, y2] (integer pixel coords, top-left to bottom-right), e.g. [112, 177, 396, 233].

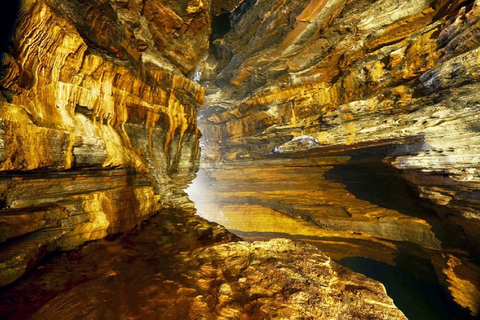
[198, 2, 480, 315]
[200, 0, 480, 226]
[0, 0, 209, 286]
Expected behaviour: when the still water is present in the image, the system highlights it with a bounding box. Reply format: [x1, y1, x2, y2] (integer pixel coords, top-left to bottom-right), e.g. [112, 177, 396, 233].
[0, 161, 478, 319]
[187, 162, 479, 320]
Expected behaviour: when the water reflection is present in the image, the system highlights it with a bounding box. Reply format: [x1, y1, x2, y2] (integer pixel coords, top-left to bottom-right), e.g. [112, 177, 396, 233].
[187, 162, 480, 319]
[1, 162, 478, 319]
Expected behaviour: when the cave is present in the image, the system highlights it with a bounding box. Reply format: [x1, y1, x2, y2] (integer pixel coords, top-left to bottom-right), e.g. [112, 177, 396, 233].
[1, 0, 480, 319]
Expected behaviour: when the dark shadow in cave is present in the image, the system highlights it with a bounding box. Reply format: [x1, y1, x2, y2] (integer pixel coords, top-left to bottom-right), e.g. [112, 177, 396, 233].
[324, 163, 433, 217]
[0, 1, 20, 54]
[323, 163, 469, 251]
[210, 12, 231, 42]
[324, 161, 480, 318]
[339, 256, 474, 320]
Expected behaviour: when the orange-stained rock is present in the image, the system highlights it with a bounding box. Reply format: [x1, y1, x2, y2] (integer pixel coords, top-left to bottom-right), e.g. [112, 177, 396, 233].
[199, 0, 480, 229]
[196, 3, 480, 315]
[188, 161, 480, 317]
[0, 0, 208, 285]
[0, 209, 406, 319]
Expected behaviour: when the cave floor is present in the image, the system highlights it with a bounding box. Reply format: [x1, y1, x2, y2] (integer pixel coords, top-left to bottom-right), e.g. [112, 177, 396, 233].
[0, 162, 478, 319]
[0, 207, 407, 320]
[0, 209, 240, 319]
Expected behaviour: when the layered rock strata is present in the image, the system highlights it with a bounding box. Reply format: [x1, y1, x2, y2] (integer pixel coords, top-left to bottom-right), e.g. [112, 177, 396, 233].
[0, 0, 208, 286]
[189, 162, 480, 317]
[200, 0, 480, 225]
[0, 209, 406, 320]
[199, 2, 480, 315]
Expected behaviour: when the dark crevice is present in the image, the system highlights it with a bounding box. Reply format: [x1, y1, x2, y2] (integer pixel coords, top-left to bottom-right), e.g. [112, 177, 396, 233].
[0, 1, 20, 54]
[210, 12, 232, 42]
[74, 104, 93, 118]
[338, 256, 473, 320]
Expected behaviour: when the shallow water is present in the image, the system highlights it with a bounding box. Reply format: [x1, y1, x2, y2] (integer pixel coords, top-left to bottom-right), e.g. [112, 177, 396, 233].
[187, 162, 479, 319]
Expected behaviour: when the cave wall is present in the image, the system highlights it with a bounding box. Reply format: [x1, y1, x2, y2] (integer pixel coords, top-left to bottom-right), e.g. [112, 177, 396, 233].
[0, 0, 210, 286]
[200, 0, 480, 226]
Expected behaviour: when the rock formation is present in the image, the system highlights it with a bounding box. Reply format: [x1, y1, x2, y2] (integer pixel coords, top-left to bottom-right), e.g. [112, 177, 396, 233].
[0, 0, 208, 286]
[198, 0, 480, 316]
[201, 0, 480, 225]
[190, 161, 480, 317]
[1, 0, 480, 318]
[0, 209, 405, 320]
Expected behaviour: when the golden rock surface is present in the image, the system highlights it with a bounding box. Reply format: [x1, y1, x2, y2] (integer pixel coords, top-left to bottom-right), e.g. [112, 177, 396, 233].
[0, 0, 208, 285]
[0, 209, 406, 320]
[200, 0, 480, 226]
[1, 0, 480, 317]
[198, 3, 480, 313]
[188, 161, 480, 316]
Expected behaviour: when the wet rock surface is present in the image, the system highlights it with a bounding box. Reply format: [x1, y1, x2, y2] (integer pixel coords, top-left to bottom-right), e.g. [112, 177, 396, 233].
[199, 0, 480, 231]
[1, 0, 480, 318]
[0, 208, 406, 319]
[179, 239, 406, 319]
[188, 161, 480, 317]
[0, 0, 206, 284]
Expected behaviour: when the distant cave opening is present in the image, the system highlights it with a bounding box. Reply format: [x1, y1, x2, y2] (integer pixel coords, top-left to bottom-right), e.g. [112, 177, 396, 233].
[210, 13, 232, 42]
[0, 1, 21, 53]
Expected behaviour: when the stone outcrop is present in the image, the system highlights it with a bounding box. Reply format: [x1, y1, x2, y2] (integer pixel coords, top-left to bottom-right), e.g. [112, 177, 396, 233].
[200, 0, 480, 225]
[189, 162, 480, 317]
[197, 0, 480, 316]
[1, 0, 480, 317]
[0, 208, 406, 320]
[0, 0, 208, 286]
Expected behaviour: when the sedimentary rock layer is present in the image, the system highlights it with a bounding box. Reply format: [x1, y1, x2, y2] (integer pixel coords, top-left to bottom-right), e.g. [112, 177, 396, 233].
[0, 0, 208, 286]
[189, 161, 480, 316]
[200, 0, 480, 226]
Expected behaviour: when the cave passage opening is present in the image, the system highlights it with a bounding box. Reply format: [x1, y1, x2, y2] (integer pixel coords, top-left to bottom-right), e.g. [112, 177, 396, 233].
[210, 12, 232, 42]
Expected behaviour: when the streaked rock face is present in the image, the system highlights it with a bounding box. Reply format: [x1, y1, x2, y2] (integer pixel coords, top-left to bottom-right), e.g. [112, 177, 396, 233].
[1, 0, 479, 317]
[189, 162, 480, 317]
[0, 0, 208, 286]
[198, 0, 480, 316]
[200, 0, 480, 223]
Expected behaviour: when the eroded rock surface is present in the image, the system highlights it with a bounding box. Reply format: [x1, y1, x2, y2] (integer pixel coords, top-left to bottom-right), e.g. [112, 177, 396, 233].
[0, 0, 208, 286]
[198, 2, 480, 315]
[189, 162, 480, 317]
[0, 209, 406, 320]
[179, 239, 406, 319]
[200, 0, 480, 226]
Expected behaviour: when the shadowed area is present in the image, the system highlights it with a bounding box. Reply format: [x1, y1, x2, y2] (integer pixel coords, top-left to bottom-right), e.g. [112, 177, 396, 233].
[339, 257, 473, 320]
[0, 1, 20, 53]
[0, 209, 406, 320]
